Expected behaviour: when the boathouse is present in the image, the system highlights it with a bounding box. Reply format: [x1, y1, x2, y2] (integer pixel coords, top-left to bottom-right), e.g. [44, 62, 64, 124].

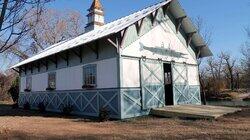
[11, 0, 212, 119]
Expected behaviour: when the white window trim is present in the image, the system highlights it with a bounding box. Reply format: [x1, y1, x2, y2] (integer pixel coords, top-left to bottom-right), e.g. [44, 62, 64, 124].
[82, 64, 97, 88]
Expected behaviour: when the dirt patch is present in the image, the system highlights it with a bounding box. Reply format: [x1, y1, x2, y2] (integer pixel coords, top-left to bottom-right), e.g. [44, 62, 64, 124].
[0, 103, 249, 140]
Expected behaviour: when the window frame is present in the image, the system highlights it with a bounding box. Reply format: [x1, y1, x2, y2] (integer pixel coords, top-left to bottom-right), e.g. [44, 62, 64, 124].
[82, 64, 97, 89]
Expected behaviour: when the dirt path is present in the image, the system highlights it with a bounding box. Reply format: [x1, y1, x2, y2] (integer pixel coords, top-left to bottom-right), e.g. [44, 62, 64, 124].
[0, 103, 249, 140]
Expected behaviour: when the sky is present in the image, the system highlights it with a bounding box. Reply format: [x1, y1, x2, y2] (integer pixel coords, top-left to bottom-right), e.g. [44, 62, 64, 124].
[47, 0, 250, 58]
[1, 0, 249, 71]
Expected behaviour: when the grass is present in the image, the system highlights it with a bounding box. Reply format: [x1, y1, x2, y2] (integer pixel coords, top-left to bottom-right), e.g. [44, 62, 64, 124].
[0, 102, 249, 140]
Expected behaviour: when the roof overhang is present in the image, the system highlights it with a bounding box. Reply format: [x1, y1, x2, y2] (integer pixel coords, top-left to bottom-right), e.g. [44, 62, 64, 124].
[169, 0, 213, 58]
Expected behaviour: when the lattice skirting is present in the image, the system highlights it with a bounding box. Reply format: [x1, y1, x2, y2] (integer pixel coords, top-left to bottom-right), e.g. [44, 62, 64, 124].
[121, 88, 150, 119]
[19, 86, 201, 119]
[173, 85, 201, 105]
[19, 89, 121, 119]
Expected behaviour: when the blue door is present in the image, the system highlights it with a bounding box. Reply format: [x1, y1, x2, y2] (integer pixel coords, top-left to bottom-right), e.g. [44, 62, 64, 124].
[172, 63, 201, 105]
[140, 59, 165, 110]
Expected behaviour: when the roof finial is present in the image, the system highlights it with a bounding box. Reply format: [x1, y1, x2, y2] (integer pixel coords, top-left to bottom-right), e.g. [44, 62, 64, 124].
[89, 0, 103, 11]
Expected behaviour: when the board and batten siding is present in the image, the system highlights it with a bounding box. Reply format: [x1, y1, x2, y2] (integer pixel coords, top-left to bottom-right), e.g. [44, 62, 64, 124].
[121, 58, 140, 88]
[20, 77, 26, 92]
[120, 7, 199, 88]
[187, 65, 200, 86]
[20, 58, 118, 92]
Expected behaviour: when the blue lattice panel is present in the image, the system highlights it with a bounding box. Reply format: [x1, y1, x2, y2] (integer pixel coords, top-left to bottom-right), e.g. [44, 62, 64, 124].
[121, 88, 149, 119]
[174, 85, 201, 105]
[18, 89, 121, 119]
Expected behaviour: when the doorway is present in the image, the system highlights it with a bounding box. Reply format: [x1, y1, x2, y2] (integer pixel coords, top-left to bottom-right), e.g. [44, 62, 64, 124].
[164, 63, 173, 105]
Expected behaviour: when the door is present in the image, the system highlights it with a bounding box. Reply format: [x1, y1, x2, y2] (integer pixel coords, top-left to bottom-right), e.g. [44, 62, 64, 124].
[172, 63, 202, 105]
[172, 63, 188, 105]
[140, 59, 165, 110]
[164, 63, 173, 105]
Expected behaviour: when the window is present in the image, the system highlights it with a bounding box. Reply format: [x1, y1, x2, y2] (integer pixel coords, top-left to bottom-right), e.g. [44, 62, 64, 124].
[83, 64, 97, 88]
[25, 76, 32, 91]
[48, 72, 56, 89]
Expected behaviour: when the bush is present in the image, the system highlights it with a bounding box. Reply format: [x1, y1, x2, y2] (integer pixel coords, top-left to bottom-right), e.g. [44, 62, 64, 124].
[12, 103, 19, 109]
[62, 104, 73, 115]
[23, 102, 30, 110]
[99, 107, 110, 122]
[7, 77, 19, 103]
[38, 102, 46, 112]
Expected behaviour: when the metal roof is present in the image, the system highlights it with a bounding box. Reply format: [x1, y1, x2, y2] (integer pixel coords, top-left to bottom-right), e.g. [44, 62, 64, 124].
[11, 0, 212, 69]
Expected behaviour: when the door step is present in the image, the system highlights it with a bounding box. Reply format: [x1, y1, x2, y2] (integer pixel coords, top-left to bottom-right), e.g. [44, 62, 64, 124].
[150, 105, 241, 120]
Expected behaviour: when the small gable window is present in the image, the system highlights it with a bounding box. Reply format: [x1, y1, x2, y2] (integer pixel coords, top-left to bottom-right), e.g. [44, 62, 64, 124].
[82, 64, 97, 89]
[25, 76, 32, 92]
[47, 72, 56, 91]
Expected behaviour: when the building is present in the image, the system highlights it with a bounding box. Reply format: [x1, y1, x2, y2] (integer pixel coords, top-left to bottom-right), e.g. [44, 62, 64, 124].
[11, 0, 212, 119]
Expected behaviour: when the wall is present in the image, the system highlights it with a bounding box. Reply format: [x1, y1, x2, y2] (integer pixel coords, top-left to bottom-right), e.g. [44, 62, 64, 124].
[121, 58, 140, 88]
[121, 8, 197, 65]
[21, 58, 118, 92]
[121, 7, 199, 88]
[187, 65, 200, 86]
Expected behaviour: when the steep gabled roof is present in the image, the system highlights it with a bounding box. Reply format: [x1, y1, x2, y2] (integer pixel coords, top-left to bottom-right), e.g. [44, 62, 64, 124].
[11, 0, 212, 69]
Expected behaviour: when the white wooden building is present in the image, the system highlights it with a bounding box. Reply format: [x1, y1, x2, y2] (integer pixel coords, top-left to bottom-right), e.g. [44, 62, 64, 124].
[11, 0, 212, 119]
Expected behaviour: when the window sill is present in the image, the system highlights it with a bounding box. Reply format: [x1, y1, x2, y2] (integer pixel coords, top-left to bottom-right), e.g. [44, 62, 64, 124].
[24, 89, 31, 92]
[82, 85, 97, 90]
[46, 87, 56, 91]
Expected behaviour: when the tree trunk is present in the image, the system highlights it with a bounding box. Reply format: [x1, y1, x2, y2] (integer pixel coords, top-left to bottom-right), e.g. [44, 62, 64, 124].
[0, 0, 9, 30]
[229, 68, 234, 90]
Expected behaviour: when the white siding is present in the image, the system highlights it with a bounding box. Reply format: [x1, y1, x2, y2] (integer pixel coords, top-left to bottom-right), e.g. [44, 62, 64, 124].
[96, 58, 117, 89]
[121, 58, 140, 87]
[122, 14, 197, 65]
[20, 77, 26, 92]
[188, 65, 200, 85]
[32, 73, 48, 91]
[56, 66, 83, 90]
[20, 58, 118, 92]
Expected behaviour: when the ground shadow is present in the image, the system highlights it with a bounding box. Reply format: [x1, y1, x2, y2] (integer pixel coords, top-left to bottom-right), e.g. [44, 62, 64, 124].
[0, 103, 100, 122]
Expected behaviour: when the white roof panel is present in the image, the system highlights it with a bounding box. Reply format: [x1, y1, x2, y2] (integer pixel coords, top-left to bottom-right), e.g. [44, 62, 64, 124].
[11, 0, 171, 69]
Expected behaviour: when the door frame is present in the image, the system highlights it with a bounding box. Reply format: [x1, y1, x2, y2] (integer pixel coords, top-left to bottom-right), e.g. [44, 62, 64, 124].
[163, 62, 174, 106]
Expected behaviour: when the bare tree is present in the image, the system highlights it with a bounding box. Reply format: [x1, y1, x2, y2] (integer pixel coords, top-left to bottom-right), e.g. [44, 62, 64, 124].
[193, 16, 212, 47]
[240, 27, 250, 89]
[0, 0, 53, 53]
[220, 52, 236, 90]
[5, 9, 85, 61]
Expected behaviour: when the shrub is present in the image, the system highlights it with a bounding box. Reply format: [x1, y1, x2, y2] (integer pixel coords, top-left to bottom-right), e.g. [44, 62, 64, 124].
[12, 103, 19, 109]
[99, 107, 110, 122]
[23, 102, 30, 110]
[62, 104, 73, 115]
[7, 77, 19, 103]
[38, 102, 46, 112]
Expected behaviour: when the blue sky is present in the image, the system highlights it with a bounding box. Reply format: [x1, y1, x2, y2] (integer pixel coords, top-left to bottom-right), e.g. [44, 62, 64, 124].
[48, 0, 250, 58]
[1, 0, 249, 71]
